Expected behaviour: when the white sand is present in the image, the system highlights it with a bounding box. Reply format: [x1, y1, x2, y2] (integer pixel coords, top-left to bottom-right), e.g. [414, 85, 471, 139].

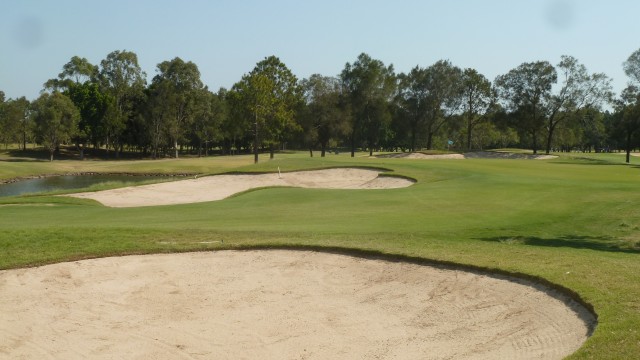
[0, 250, 594, 359]
[66, 168, 414, 208]
[377, 152, 558, 160]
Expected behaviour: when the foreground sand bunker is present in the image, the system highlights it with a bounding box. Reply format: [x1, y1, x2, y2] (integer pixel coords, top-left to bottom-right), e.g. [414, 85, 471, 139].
[67, 168, 413, 207]
[0, 250, 594, 359]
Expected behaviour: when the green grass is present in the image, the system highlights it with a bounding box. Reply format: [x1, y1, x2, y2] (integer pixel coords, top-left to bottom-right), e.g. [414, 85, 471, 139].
[1, 150, 640, 358]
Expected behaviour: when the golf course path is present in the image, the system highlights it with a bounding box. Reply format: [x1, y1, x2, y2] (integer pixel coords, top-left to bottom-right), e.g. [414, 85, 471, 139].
[0, 250, 594, 359]
[66, 168, 413, 207]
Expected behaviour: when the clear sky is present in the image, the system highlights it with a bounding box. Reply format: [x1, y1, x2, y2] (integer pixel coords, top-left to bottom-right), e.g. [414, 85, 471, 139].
[1, 0, 638, 101]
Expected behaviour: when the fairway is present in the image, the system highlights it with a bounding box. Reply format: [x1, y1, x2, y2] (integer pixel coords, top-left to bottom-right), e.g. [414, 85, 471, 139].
[1, 151, 640, 358]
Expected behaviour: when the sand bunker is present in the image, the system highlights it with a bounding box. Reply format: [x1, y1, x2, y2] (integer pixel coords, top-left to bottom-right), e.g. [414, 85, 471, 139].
[0, 250, 593, 359]
[378, 152, 557, 160]
[66, 168, 414, 208]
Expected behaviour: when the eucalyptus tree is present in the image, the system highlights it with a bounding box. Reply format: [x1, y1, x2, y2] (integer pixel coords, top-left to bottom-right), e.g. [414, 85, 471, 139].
[192, 87, 225, 157]
[223, 86, 253, 156]
[396, 66, 429, 152]
[611, 49, 640, 163]
[0, 93, 12, 147]
[149, 57, 204, 158]
[300, 74, 347, 157]
[250, 56, 302, 159]
[64, 83, 109, 158]
[0, 97, 31, 150]
[623, 48, 640, 86]
[44, 56, 98, 91]
[99, 50, 146, 157]
[423, 60, 464, 150]
[461, 68, 494, 151]
[340, 53, 396, 156]
[45, 56, 107, 157]
[611, 86, 640, 163]
[230, 56, 301, 163]
[32, 92, 80, 161]
[543, 56, 612, 154]
[495, 61, 556, 154]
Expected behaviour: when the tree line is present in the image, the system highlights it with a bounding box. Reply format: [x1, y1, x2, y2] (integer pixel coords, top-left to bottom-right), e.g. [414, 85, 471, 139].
[1, 49, 640, 162]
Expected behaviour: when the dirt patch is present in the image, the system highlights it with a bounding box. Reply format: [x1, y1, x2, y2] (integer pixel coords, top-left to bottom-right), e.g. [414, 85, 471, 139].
[0, 250, 594, 359]
[66, 168, 414, 207]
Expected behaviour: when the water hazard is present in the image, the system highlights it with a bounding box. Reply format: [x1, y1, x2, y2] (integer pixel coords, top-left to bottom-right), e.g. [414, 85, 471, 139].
[0, 175, 169, 197]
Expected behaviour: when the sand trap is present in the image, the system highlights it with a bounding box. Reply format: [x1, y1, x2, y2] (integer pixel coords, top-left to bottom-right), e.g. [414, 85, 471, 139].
[377, 152, 557, 160]
[0, 250, 593, 359]
[66, 168, 414, 208]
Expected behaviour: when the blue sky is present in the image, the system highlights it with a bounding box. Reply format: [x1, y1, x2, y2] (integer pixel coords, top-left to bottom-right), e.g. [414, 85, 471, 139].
[1, 0, 638, 100]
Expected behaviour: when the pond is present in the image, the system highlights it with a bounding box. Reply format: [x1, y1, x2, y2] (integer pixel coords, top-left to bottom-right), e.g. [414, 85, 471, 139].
[0, 175, 171, 198]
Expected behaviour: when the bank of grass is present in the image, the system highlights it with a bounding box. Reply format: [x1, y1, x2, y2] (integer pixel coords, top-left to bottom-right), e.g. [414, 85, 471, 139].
[1, 150, 640, 358]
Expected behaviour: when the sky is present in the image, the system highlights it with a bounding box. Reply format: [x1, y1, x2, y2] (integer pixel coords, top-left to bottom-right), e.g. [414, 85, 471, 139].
[1, 0, 638, 101]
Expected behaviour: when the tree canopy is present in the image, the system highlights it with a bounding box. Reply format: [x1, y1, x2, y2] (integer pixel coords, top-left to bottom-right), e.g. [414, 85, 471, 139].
[6, 48, 640, 160]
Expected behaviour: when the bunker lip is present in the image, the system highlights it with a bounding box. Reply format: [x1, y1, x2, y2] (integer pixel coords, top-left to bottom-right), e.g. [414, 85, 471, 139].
[0, 249, 595, 359]
[65, 168, 415, 208]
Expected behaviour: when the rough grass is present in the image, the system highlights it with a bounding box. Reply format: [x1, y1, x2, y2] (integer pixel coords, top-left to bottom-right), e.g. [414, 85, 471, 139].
[1, 150, 640, 358]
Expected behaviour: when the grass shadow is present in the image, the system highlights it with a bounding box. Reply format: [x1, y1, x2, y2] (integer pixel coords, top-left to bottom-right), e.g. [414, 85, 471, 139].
[477, 234, 640, 254]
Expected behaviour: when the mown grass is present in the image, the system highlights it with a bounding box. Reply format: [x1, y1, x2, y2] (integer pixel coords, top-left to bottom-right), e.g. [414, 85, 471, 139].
[1, 150, 640, 358]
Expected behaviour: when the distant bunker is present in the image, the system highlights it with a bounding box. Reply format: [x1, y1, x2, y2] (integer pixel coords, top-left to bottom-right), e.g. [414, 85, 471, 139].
[66, 168, 415, 207]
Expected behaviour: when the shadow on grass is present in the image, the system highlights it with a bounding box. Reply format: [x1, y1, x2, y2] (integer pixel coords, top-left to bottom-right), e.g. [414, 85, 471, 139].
[477, 234, 640, 254]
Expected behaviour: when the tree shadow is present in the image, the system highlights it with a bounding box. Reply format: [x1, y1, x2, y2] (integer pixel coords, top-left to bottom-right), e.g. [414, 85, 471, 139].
[477, 234, 640, 254]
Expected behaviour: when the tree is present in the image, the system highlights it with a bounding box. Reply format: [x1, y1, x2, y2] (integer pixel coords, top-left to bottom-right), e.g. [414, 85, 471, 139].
[230, 56, 301, 163]
[223, 87, 252, 156]
[0, 97, 31, 150]
[192, 87, 225, 157]
[543, 56, 612, 154]
[250, 56, 302, 159]
[396, 66, 429, 152]
[495, 61, 556, 154]
[44, 56, 98, 92]
[300, 74, 348, 157]
[32, 92, 80, 161]
[340, 53, 396, 156]
[65, 82, 109, 158]
[611, 87, 640, 163]
[423, 60, 463, 150]
[461, 68, 494, 151]
[45, 56, 108, 158]
[99, 50, 146, 157]
[149, 57, 204, 158]
[623, 48, 640, 86]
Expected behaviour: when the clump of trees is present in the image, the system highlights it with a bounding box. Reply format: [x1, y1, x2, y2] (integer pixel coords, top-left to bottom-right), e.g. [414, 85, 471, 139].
[2, 48, 640, 162]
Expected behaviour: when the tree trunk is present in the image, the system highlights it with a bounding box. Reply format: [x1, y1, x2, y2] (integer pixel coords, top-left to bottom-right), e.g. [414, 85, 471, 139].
[546, 120, 556, 155]
[410, 122, 417, 152]
[269, 144, 274, 159]
[174, 139, 179, 159]
[626, 131, 632, 164]
[321, 142, 326, 157]
[350, 132, 355, 157]
[426, 131, 434, 150]
[309, 148, 313, 157]
[467, 119, 473, 152]
[532, 129, 538, 155]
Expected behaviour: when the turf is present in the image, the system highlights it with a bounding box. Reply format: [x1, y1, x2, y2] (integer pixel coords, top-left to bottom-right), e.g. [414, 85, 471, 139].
[1, 150, 640, 358]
